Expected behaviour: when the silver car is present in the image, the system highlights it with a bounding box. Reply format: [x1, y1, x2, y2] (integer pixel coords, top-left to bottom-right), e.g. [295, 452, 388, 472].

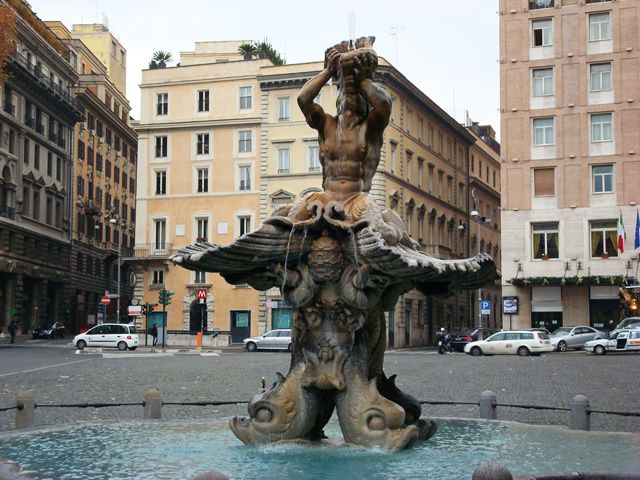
[243, 329, 292, 352]
[550, 326, 607, 352]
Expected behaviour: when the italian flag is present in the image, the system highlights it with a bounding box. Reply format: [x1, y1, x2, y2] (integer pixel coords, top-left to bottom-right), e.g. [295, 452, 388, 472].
[618, 212, 626, 254]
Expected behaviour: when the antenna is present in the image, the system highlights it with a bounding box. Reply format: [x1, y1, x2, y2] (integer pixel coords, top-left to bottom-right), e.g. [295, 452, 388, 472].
[389, 25, 404, 66]
[102, 12, 109, 29]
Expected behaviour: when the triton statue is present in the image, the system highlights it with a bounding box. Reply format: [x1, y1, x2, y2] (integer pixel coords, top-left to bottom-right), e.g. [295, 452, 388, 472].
[173, 37, 496, 450]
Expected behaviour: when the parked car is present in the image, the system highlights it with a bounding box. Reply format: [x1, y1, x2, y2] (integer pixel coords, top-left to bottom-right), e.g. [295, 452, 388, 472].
[611, 317, 640, 335]
[73, 323, 139, 351]
[243, 329, 291, 352]
[585, 329, 640, 355]
[550, 326, 607, 352]
[449, 329, 497, 353]
[32, 321, 65, 339]
[464, 330, 553, 356]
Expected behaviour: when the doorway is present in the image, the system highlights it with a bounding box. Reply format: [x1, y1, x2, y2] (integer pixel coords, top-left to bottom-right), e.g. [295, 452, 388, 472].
[190, 300, 208, 333]
[230, 310, 251, 343]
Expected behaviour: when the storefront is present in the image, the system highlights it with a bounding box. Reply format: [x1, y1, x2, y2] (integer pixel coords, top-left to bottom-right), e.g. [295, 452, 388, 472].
[589, 286, 620, 331]
[531, 286, 563, 332]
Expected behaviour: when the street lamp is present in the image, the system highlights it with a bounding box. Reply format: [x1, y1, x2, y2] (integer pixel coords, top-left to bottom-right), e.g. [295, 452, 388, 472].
[470, 188, 483, 340]
[109, 216, 121, 323]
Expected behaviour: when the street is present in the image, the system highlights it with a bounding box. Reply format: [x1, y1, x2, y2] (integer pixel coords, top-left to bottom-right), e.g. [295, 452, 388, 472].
[0, 340, 639, 433]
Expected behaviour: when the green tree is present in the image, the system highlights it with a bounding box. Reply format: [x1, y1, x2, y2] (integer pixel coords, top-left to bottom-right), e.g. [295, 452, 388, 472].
[149, 50, 173, 69]
[253, 39, 285, 66]
[237, 42, 257, 61]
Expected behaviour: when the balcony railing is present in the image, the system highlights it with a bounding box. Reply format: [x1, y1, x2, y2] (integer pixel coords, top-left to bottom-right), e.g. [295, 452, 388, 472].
[35, 123, 44, 135]
[25, 116, 34, 128]
[3, 103, 14, 115]
[529, 0, 554, 9]
[58, 136, 66, 149]
[277, 168, 290, 174]
[0, 206, 16, 220]
[239, 180, 251, 191]
[308, 166, 321, 172]
[48, 131, 57, 143]
[126, 243, 176, 259]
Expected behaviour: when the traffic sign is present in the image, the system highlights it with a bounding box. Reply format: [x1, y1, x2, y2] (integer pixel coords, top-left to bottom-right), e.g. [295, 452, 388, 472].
[101, 296, 111, 306]
[481, 300, 491, 315]
[128, 305, 142, 316]
[196, 288, 207, 301]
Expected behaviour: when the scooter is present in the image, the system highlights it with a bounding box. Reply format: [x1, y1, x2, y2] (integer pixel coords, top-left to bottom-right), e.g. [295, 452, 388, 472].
[438, 334, 452, 354]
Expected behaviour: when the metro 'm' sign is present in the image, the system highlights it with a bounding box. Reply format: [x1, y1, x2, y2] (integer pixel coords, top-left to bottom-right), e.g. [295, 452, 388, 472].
[196, 288, 207, 302]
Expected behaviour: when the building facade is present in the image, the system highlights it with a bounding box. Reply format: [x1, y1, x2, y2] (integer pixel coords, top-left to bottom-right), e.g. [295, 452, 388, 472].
[0, 0, 82, 335]
[133, 41, 497, 347]
[467, 123, 502, 330]
[47, 22, 137, 331]
[500, 0, 640, 331]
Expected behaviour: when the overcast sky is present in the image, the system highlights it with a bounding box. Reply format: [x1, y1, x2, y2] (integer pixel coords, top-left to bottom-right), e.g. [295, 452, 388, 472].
[33, 0, 500, 137]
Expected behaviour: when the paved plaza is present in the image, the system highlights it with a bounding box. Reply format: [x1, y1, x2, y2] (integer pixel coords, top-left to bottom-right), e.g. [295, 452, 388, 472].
[0, 340, 638, 433]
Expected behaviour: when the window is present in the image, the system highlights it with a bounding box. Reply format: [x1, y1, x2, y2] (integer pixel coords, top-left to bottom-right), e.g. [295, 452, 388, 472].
[34, 145, 39, 169]
[239, 165, 251, 190]
[308, 145, 320, 172]
[197, 90, 210, 112]
[46, 197, 52, 224]
[406, 151, 413, 182]
[532, 68, 553, 96]
[390, 141, 397, 172]
[196, 133, 209, 155]
[533, 118, 554, 146]
[438, 171, 444, 197]
[590, 220, 617, 258]
[532, 223, 559, 259]
[155, 170, 166, 195]
[47, 152, 52, 176]
[591, 113, 612, 142]
[155, 136, 167, 157]
[238, 216, 251, 237]
[197, 218, 208, 241]
[277, 97, 291, 121]
[529, 0, 554, 8]
[154, 219, 166, 249]
[197, 168, 209, 193]
[56, 157, 61, 181]
[447, 177, 453, 203]
[589, 12, 611, 42]
[590, 63, 611, 91]
[238, 130, 252, 153]
[277, 147, 290, 173]
[156, 93, 168, 115]
[592, 165, 613, 193]
[429, 125, 434, 147]
[533, 168, 555, 196]
[417, 160, 424, 189]
[32, 190, 39, 220]
[195, 271, 206, 284]
[152, 270, 164, 285]
[428, 165, 434, 193]
[471, 155, 475, 172]
[532, 19, 553, 47]
[239, 86, 252, 110]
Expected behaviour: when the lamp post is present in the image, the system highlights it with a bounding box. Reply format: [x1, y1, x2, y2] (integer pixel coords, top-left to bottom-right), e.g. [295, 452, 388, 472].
[470, 188, 483, 340]
[109, 217, 121, 323]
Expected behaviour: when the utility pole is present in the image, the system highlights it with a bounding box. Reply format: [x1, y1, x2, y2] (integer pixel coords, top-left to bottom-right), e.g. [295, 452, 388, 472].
[109, 216, 121, 323]
[471, 188, 483, 340]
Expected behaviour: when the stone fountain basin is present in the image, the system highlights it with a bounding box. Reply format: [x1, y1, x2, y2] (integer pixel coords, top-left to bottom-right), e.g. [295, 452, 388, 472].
[0, 418, 638, 479]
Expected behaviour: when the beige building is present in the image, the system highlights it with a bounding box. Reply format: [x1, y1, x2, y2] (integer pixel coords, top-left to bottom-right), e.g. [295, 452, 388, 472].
[467, 123, 502, 330]
[500, 0, 640, 332]
[133, 41, 495, 347]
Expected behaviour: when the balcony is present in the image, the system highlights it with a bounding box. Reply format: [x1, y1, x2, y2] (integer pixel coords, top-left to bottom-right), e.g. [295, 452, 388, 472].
[125, 243, 176, 260]
[0, 206, 16, 220]
[277, 168, 290, 174]
[529, 0, 554, 8]
[7, 51, 83, 121]
[3, 102, 15, 115]
[308, 166, 321, 172]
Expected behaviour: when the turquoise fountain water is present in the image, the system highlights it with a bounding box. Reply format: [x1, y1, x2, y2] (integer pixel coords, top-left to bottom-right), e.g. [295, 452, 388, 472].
[0, 418, 638, 479]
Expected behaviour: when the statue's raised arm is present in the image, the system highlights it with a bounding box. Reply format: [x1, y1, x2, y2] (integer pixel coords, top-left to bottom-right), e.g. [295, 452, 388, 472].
[297, 49, 340, 132]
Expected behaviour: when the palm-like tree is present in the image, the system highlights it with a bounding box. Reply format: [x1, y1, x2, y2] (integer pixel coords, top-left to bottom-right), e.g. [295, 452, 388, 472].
[253, 39, 284, 66]
[149, 51, 173, 69]
[238, 43, 257, 61]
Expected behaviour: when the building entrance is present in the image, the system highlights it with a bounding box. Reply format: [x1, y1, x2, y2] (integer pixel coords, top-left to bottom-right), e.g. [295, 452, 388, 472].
[230, 310, 250, 343]
[189, 301, 207, 332]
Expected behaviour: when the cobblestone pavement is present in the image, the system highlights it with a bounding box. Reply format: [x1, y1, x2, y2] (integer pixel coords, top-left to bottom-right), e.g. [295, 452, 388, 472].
[0, 343, 638, 433]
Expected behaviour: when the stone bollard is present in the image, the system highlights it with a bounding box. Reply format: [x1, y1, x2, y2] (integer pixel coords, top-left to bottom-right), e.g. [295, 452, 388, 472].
[569, 394, 590, 431]
[472, 462, 513, 480]
[143, 389, 163, 419]
[479, 390, 497, 420]
[14, 391, 35, 430]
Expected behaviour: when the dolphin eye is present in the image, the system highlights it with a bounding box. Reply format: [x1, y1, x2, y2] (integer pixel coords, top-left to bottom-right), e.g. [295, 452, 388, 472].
[367, 415, 385, 431]
[255, 408, 273, 423]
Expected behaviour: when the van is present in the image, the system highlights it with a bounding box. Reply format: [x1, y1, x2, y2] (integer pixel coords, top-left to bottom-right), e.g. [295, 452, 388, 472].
[73, 323, 139, 351]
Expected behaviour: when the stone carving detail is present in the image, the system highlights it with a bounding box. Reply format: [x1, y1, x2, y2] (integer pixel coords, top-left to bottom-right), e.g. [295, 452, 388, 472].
[173, 37, 496, 450]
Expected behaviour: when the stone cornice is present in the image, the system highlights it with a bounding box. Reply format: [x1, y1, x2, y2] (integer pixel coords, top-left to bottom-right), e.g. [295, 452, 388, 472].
[135, 117, 261, 131]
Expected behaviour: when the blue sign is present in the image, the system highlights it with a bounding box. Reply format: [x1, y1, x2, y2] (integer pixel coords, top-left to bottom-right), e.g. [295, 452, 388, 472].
[481, 300, 491, 315]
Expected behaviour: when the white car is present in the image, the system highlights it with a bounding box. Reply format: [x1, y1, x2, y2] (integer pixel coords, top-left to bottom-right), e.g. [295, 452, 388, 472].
[74, 323, 139, 351]
[464, 330, 553, 356]
[243, 329, 291, 352]
[584, 329, 640, 355]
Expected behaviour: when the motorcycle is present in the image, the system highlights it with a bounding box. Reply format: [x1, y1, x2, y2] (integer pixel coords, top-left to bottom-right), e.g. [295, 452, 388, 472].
[437, 333, 452, 354]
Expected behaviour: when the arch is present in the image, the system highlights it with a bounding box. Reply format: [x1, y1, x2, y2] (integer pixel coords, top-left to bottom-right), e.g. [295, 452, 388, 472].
[189, 300, 208, 332]
[182, 289, 214, 331]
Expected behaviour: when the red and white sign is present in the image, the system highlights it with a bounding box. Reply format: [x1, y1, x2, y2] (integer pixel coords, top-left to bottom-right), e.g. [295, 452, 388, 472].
[100, 296, 111, 305]
[128, 305, 142, 316]
[196, 289, 207, 301]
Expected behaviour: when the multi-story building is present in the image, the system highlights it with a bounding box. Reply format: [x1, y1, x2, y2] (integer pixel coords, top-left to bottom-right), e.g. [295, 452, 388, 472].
[467, 123, 502, 330]
[0, 0, 82, 334]
[500, 0, 639, 332]
[47, 22, 137, 331]
[133, 41, 494, 347]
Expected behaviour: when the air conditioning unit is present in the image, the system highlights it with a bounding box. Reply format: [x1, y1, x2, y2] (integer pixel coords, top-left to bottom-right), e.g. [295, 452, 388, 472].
[81, 122, 87, 130]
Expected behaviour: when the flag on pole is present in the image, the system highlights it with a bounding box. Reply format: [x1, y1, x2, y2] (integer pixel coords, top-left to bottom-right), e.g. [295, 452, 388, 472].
[635, 209, 640, 250]
[617, 211, 626, 254]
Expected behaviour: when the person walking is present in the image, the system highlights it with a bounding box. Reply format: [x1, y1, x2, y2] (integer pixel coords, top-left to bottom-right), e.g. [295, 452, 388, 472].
[150, 323, 158, 346]
[8, 320, 18, 344]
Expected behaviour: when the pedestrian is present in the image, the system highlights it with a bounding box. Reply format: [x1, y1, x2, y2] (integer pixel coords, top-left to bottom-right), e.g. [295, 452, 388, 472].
[8, 320, 17, 344]
[150, 323, 158, 346]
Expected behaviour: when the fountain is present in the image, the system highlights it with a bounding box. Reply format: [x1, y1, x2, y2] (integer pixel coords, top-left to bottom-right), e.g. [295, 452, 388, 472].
[173, 37, 497, 450]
